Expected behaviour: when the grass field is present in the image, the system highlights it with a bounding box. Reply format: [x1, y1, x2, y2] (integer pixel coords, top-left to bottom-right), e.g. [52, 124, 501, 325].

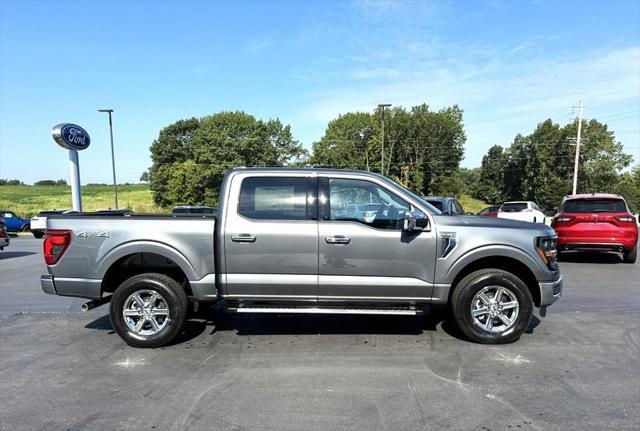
[459, 194, 489, 214]
[0, 184, 164, 218]
[0, 183, 489, 218]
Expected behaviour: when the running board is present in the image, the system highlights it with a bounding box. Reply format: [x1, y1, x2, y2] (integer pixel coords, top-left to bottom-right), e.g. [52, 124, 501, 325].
[231, 306, 419, 316]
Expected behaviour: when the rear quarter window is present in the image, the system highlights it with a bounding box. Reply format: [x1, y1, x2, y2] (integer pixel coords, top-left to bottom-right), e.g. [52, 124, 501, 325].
[563, 199, 627, 213]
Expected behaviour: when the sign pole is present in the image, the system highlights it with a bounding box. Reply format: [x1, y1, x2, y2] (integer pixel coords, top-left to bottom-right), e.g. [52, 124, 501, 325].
[68, 149, 83, 212]
[52, 123, 90, 213]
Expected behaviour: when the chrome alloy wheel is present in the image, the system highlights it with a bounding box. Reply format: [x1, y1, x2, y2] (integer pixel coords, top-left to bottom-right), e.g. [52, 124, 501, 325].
[122, 290, 170, 336]
[470, 285, 519, 333]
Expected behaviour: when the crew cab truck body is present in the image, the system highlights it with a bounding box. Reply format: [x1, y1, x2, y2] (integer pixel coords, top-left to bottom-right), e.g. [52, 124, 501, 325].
[42, 168, 563, 347]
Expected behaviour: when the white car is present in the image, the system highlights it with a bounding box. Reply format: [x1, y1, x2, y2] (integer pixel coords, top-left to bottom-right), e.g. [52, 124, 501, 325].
[30, 210, 76, 238]
[497, 201, 546, 224]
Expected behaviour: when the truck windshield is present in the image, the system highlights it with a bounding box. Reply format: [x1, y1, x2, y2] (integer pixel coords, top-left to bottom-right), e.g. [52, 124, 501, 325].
[563, 199, 627, 213]
[377, 177, 442, 215]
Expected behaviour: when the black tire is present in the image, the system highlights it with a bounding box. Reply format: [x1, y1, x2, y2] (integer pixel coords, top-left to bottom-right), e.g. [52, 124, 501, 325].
[32, 231, 44, 239]
[623, 246, 637, 264]
[21, 224, 31, 233]
[110, 273, 188, 348]
[451, 269, 533, 344]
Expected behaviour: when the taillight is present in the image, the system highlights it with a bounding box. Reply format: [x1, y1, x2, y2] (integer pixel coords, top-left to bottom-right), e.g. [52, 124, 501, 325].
[556, 216, 574, 223]
[43, 229, 71, 265]
[615, 215, 635, 223]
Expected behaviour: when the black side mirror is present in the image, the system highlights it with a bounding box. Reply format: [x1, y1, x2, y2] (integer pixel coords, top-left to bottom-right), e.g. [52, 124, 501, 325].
[545, 210, 557, 217]
[403, 210, 428, 231]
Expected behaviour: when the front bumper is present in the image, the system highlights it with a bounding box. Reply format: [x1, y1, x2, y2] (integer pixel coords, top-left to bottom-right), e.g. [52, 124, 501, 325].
[539, 273, 563, 307]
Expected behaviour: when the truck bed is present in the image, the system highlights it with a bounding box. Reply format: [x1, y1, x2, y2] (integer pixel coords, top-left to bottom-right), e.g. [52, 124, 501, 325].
[45, 214, 216, 299]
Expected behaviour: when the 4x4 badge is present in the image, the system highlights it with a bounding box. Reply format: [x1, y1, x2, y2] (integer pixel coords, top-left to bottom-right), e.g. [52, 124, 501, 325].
[76, 231, 110, 238]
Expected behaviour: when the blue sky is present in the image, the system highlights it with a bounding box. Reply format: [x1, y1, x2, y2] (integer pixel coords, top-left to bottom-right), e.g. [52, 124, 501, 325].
[1, 0, 639, 184]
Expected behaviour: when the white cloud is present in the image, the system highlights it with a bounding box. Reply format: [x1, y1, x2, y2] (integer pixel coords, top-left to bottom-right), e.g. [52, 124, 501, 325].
[291, 40, 640, 165]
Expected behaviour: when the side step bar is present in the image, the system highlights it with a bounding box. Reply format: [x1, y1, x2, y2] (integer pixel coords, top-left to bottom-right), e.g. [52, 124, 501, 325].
[232, 307, 419, 316]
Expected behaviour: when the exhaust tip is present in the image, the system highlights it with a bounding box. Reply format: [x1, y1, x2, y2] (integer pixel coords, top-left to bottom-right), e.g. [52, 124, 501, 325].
[81, 303, 90, 312]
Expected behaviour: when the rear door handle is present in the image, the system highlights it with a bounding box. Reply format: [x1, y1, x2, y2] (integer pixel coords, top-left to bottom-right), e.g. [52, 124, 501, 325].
[232, 234, 257, 242]
[325, 235, 351, 244]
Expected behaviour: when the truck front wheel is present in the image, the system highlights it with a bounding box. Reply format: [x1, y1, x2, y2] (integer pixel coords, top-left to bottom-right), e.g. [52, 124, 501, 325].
[110, 273, 188, 348]
[451, 269, 533, 344]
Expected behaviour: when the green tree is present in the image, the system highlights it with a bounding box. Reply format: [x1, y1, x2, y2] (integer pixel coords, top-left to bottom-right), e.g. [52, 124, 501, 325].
[312, 104, 466, 196]
[475, 145, 507, 204]
[614, 165, 640, 213]
[147, 112, 307, 206]
[477, 117, 635, 210]
[310, 112, 375, 170]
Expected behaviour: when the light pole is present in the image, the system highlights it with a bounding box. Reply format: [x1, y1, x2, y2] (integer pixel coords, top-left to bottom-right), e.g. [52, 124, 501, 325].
[378, 104, 391, 175]
[98, 109, 118, 209]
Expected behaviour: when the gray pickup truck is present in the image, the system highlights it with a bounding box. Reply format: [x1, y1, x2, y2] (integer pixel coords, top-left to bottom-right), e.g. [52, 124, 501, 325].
[41, 168, 563, 347]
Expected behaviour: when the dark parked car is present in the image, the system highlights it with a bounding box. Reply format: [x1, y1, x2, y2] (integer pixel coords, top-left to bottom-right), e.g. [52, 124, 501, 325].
[172, 205, 217, 216]
[478, 205, 500, 217]
[0, 210, 30, 233]
[0, 217, 9, 250]
[422, 196, 467, 216]
[552, 193, 638, 263]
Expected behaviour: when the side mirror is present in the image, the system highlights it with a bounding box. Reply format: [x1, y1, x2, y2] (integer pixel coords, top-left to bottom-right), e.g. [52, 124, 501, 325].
[545, 210, 557, 217]
[404, 210, 428, 231]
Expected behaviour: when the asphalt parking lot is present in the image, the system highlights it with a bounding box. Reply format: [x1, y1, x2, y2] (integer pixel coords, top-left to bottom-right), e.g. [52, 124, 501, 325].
[1, 237, 639, 431]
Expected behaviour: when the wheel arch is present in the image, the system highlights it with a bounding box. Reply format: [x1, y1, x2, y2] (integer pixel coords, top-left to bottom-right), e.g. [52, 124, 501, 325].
[447, 254, 542, 307]
[98, 241, 196, 298]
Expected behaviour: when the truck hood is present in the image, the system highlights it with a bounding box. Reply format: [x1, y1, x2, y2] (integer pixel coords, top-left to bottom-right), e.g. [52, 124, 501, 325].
[434, 214, 556, 236]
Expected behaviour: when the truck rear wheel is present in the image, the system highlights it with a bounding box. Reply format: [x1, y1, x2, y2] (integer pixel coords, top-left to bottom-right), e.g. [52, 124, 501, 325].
[110, 273, 188, 348]
[451, 269, 533, 344]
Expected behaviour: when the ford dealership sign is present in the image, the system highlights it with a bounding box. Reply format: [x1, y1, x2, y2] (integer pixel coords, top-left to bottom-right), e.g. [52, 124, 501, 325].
[52, 123, 91, 151]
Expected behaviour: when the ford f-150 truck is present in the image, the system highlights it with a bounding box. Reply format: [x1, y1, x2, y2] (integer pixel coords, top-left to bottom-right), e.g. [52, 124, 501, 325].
[41, 168, 563, 347]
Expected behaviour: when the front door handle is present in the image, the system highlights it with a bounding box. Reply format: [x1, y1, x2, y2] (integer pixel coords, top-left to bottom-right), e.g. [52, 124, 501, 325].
[232, 234, 257, 243]
[325, 235, 351, 244]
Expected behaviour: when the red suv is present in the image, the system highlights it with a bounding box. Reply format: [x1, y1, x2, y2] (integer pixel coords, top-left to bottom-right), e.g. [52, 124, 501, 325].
[552, 194, 638, 263]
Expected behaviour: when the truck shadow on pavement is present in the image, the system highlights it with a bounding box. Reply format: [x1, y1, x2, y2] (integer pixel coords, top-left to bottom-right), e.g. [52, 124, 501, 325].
[85, 307, 542, 346]
[558, 251, 624, 264]
[0, 251, 36, 259]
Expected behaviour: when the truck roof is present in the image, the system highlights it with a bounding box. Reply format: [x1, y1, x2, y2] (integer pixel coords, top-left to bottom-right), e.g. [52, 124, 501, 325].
[231, 167, 379, 175]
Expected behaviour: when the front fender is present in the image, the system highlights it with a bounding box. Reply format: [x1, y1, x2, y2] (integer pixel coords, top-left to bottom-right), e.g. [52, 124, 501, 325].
[94, 240, 198, 281]
[439, 244, 549, 285]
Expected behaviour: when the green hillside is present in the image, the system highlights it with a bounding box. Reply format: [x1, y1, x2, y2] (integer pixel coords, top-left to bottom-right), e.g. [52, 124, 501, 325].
[0, 184, 163, 218]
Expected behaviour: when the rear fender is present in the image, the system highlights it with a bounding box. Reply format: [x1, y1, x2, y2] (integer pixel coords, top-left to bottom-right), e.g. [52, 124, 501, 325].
[95, 240, 198, 281]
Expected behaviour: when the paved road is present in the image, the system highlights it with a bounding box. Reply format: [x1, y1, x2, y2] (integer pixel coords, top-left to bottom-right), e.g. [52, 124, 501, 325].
[1, 237, 639, 431]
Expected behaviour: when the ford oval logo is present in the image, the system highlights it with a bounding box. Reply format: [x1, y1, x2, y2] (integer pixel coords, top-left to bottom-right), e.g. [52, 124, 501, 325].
[52, 123, 91, 151]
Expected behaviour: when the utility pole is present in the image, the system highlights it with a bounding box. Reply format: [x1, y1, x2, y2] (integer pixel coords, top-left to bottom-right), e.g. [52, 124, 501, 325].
[571, 100, 584, 195]
[98, 109, 118, 208]
[378, 104, 391, 175]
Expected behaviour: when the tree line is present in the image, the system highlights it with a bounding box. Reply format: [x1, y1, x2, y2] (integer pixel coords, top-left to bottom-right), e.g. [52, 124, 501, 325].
[145, 107, 639, 212]
[0, 179, 67, 186]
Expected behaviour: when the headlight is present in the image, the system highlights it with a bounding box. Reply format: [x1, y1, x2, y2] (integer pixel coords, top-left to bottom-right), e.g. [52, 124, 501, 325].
[536, 236, 558, 270]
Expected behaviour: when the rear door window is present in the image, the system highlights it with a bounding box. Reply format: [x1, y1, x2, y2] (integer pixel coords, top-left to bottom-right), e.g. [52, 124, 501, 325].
[500, 203, 528, 212]
[563, 199, 627, 213]
[239, 177, 310, 220]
